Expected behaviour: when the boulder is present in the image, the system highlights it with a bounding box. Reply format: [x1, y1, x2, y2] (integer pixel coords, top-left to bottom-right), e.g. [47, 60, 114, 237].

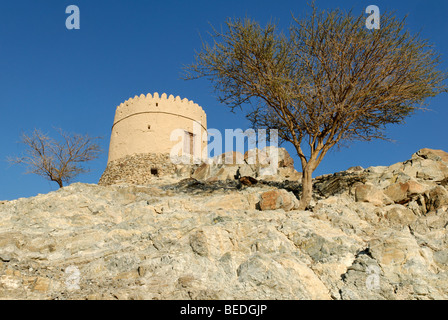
[314, 172, 367, 198]
[214, 166, 238, 180]
[237, 165, 257, 177]
[274, 147, 295, 168]
[414, 148, 448, 163]
[347, 166, 364, 172]
[277, 167, 302, 181]
[244, 148, 269, 166]
[416, 162, 448, 181]
[355, 184, 392, 207]
[384, 180, 427, 204]
[258, 189, 299, 211]
[194, 147, 301, 182]
[406, 180, 428, 194]
[401, 158, 448, 182]
[189, 226, 234, 259]
[244, 147, 294, 168]
[424, 186, 448, 213]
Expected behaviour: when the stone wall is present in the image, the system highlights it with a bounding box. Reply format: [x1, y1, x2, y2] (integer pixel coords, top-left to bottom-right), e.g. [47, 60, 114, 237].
[98, 153, 200, 186]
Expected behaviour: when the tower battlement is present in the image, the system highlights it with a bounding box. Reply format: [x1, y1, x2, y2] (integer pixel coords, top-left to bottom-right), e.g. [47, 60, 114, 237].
[113, 93, 206, 130]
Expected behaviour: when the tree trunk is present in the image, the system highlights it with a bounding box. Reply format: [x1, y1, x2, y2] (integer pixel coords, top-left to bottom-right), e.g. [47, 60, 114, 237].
[298, 166, 314, 210]
[56, 179, 63, 188]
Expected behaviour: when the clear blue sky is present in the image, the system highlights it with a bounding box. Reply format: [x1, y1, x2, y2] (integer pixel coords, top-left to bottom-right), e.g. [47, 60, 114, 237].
[0, 0, 447, 200]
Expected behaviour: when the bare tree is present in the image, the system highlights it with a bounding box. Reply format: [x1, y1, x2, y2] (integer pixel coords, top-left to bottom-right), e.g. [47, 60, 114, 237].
[8, 128, 102, 188]
[183, 5, 448, 210]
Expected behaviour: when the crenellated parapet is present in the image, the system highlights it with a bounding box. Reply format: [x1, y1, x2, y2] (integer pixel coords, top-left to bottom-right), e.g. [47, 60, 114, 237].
[113, 92, 207, 131]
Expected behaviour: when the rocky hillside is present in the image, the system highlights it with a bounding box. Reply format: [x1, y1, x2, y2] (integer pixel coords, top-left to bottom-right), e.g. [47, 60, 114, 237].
[1, 148, 448, 300]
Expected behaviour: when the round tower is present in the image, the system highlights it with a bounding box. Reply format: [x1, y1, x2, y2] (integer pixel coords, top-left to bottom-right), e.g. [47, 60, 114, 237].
[99, 92, 207, 185]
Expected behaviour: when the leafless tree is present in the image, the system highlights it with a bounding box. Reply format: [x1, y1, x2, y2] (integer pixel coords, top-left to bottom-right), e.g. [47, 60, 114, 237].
[183, 5, 448, 210]
[8, 128, 102, 188]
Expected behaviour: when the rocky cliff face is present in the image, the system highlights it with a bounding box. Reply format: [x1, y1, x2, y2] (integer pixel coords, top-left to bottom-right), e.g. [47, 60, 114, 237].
[1, 148, 448, 300]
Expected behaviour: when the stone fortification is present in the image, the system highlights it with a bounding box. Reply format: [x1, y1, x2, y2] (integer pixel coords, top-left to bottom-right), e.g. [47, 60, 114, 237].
[100, 93, 207, 184]
[108, 92, 207, 163]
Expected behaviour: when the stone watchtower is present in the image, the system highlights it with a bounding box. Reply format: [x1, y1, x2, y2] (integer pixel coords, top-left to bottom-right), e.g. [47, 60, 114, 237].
[99, 92, 207, 185]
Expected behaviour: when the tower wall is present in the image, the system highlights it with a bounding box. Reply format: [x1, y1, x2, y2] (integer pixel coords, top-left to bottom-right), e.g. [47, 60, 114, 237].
[108, 92, 207, 163]
[99, 93, 207, 186]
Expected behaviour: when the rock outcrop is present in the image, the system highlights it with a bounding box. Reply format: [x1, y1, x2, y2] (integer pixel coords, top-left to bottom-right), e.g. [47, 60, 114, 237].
[1, 148, 448, 300]
[192, 147, 302, 182]
[100, 147, 302, 186]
